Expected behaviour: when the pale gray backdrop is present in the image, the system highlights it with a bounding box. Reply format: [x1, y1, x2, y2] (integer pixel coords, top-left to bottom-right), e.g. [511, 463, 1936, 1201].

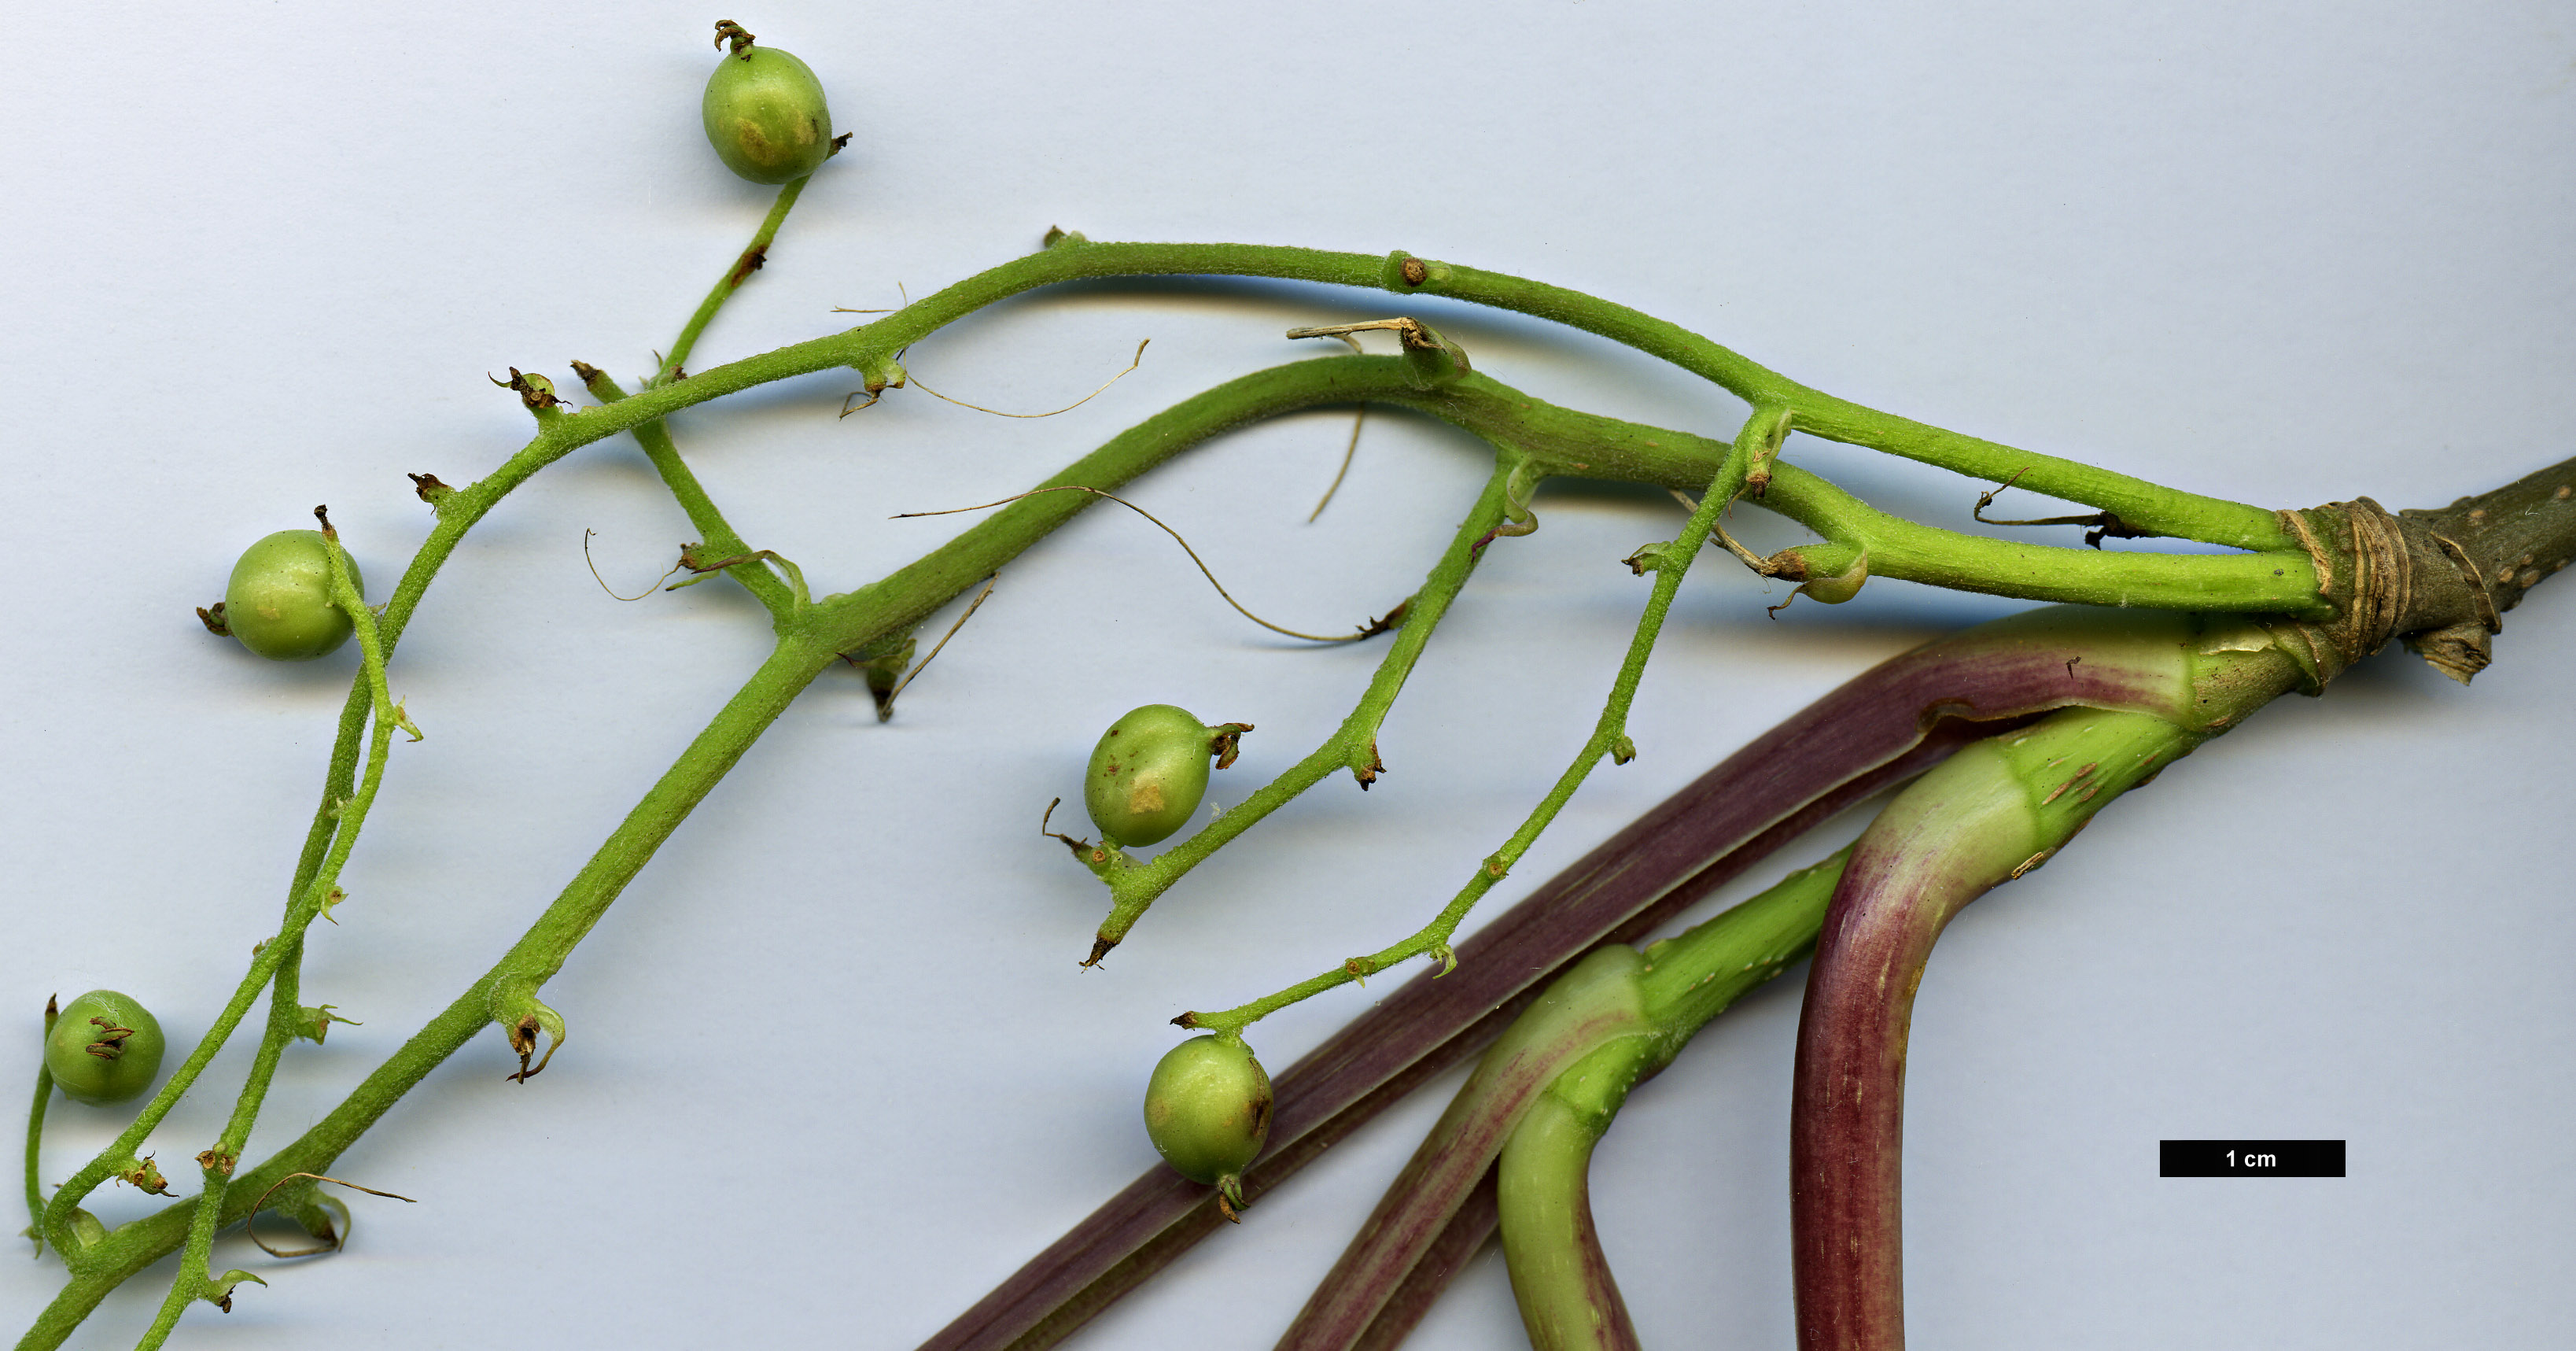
[2, 2, 2570, 1348]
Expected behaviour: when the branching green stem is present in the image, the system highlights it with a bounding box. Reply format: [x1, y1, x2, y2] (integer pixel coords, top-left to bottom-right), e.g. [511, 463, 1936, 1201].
[10, 232, 2350, 1344]
[131, 537, 394, 1348]
[1185, 408, 1761, 1033]
[1380, 377, 2324, 613]
[41, 533, 411, 1261]
[1087, 459, 1517, 958]
[11, 354, 1480, 1351]
[459, 239, 2280, 562]
[577, 366, 794, 618]
[572, 187, 820, 620]
[1076, 369, 2316, 967]
[1753, 460, 2331, 616]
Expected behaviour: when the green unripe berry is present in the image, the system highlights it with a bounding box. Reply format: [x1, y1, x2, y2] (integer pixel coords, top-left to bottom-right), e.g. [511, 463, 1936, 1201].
[1143, 1035, 1273, 1213]
[1084, 705, 1248, 847]
[43, 991, 165, 1107]
[702, 39, 835, 185]
[224, 530, 360, 661]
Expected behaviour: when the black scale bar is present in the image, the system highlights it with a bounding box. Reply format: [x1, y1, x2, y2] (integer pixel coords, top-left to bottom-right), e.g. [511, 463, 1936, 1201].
[2160, 1139, 2345, 1177]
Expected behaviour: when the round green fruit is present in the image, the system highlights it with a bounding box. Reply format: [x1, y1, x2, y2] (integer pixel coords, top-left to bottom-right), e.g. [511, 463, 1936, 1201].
[1086, 705, 1213, 846]
[702, 44, 835, 184]
[1143, 1035, 1273, 1205]
[1084, 705, 1247, 847]
[224, 530, 359, 661]
[44, 991, 165, 1107]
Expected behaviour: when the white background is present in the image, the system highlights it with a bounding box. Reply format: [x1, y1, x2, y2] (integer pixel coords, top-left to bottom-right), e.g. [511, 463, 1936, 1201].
[3, 2, 2572, 1347]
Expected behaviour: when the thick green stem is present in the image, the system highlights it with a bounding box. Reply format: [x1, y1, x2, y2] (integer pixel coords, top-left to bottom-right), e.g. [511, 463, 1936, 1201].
[1491, 847, 1851, 1351]
[488, 239, 2279, 559]
[1753, 460, 2328, 616]
[1377, 378, 2324, 611]
[1496, 1069, 1643, 1351]
[1376, 253, 2290, 550]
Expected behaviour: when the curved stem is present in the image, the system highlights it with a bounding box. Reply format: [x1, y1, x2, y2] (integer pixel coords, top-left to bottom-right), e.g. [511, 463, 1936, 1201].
[507, 239, 2287, 556]
[1284, 846, 1849, 1351]
[1497, 1087, 1642, 1351]
[1277, 948, 1653, 1351]
[1789, 707, 2206, 1351]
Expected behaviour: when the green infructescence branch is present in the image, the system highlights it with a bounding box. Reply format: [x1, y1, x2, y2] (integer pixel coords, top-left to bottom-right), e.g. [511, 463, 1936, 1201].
[38, 206, 816, 1340]
[36, 188, 827, 1338]
[422, 236, 2295, 568]
[577, 361, 797, 619]
[127, 529, 407, 1350]
[28, 526, 415, 1348]
[1073, 454, 1515, 964]
[1115, 371, 2321, 1016]
[1177, 397, 1772, 1034]
[22, 227, 2534, 1347]
[10, 354, 1513, 1351]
